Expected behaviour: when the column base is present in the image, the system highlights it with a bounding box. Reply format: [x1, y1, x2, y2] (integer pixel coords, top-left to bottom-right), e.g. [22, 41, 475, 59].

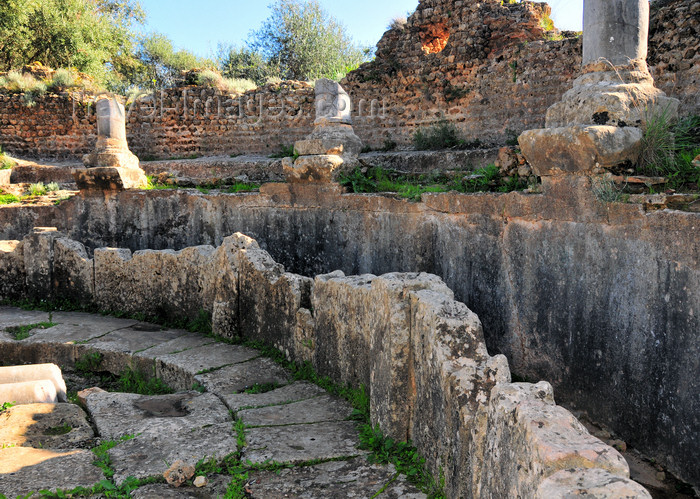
[73, 166, 148, 191]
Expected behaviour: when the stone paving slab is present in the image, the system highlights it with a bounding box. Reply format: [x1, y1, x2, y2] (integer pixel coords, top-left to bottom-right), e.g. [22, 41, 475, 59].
[86, 391, 231, 439]
[0, 308, 51, 329]
[224, 381, 325, 412]
[239, 394, 353, 427]
[108, 423, 238, 485]
[134, 334, 215, 357]
[130, 475, 232, 498]
[0, 447, 104, 497]
[0, 403, 94, 449]
[23, 314, 138, 344]
[247, 457, 427, 498]
[84, 325, 188, 374]
[244, 421, 361, 465]
[195, 357, 292, 395]
[157, 342, 261, 374]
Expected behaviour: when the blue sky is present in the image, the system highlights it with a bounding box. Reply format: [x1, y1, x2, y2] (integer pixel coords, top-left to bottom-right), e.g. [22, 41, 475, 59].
[139, 0, 584, 59]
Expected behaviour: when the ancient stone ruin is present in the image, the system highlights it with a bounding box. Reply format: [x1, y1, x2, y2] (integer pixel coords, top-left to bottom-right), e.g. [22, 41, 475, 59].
[0, 0, 699, 497]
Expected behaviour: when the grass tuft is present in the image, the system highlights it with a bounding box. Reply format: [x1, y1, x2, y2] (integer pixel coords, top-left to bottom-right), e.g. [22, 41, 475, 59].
[6, 321, 55, 340]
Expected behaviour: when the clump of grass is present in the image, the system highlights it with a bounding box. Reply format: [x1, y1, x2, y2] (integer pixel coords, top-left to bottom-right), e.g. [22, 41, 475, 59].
[75, 352, 103, 373]
[47, 68, 77, 92]
[222, 77, 257, 94]
[226, 182, 259, 193]
[244, 382, 281, 394]
[638, 111, 700, 191]
[118, 367, 173, 395]
[0, 146, 15, 170]
[0, 71, 48, 107]
[27, 182, 48, 196]
[269, 144, 297, 159]
[196, 69, 222, 87]
[46, 182, 60, 192]
[592, 176, 624, 203]
[0, 191, 20, 205]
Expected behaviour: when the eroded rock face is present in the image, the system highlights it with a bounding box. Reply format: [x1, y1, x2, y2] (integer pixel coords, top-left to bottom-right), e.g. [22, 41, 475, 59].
[537, 468, 652, 499]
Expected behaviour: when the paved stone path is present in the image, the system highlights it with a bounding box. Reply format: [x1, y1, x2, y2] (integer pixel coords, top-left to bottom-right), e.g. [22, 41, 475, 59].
[0, 306, 425, 498]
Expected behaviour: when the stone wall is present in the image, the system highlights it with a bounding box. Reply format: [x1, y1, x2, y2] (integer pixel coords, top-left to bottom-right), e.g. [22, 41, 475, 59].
[0, 228, 649, 498]
[0, 178, 696, 489]
[0, 0, 697, 159]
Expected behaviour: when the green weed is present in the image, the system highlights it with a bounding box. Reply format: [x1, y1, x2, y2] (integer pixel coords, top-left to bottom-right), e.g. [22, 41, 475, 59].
[0, 192, 20, 205]
[269, 144, 297, 159]
[44, 423, 72, 436]
[6, 321, 55, 340]
[413, 120, 461, 150]
[226, 182, 260, 193]
[75, 352, 103, 373]
[1, 402, 15, 412]
[638, 111, 700, 191]
[117, 367, 173, 395]
[0, 147, 15, 170]
[28, 182, 48, 197]
[244, 382, 281, 394]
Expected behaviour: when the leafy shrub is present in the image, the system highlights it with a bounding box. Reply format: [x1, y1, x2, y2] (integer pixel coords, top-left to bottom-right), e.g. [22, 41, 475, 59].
[196, 69, 222, 87]
[0, 147, 15, 170]
[47, 68, 77, 91]
[46, 182, 60, 192]
[413, 120, 461, 150]
[0, 192, 20, 205]
[28, 182, 48, 196]
[221, 77, 257, 94]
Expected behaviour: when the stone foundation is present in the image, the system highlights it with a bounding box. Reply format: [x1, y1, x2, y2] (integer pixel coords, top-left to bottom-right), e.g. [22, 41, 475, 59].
[0, 229, 650, 498]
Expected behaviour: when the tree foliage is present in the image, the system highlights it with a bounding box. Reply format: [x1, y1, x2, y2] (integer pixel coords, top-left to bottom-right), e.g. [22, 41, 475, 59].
[249, 0, 367, 81]
[218, 44, 275, 86]
[0, 0, 145, 88]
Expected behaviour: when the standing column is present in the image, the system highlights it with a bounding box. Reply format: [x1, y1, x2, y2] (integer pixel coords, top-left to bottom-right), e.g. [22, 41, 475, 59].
[518, 0, 679, 176]
[76, 97, 147, 190]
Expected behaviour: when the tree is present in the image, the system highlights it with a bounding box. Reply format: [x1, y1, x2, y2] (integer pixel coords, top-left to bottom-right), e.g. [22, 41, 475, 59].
[218, 44, 275, 86]
[132, 33, 214, 90]
[249, 0, 367, 81]
[0, 0, 145, 89]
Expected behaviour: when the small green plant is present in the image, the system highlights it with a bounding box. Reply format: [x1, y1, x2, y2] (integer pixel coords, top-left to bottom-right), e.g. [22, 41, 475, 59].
[187, 309, 213, 335]
[28, 182, 48, 196]
[269, 144, 297, 159]
[243, 382, 281, 394]
[92, 434, 137, 479]
[0, 192, 20, 205]
[117, 367, 173, 395]
[196, 185, 211, 194]
[46, 182, 60, 192]
[6, 321, 55, 340]
[226, 182, 260, 193]
[234, 418, 246, 450]
[191, 381, 206, 393]
[509, 60, 518, 83]
[44, 423, 72, 436]
[75, 352, 104, 373]
[1, 401, 16, 412]
[359, 424, 445, 498]
[592, 176, 623, 203]
[413, 120, 461, 150]
[0, 146, 15, 170]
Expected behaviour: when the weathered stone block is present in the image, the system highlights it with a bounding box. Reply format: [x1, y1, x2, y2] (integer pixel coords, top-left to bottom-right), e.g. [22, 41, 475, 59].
[283, 155, 345, 183]
[0, 240, 25, 301]
[22, 227, 64, 301]
[53, 238, 94, 304]
[519, 125, 643, 176]
[537, 468, 652, 498]
[73, 166, 148, 191]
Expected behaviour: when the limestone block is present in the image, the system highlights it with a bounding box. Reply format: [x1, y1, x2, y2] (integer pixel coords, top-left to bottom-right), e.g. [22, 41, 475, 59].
[294, 138, 345, 157]
[73, 166, 148, 191]
[210, 233, 259, 341]
[472, 382, 630, 499]
[0, 379, 58, 405]
[537, 468, 652, 498]
[283, 155, 345, 183]
[22, 227, 64, 301]
[53, 238, 95, 304]
[238, 247, 312, 356]
[306, 124, 364, 158]
[546, 75, 680, 129]
[0, 240, 25, 301]
[94, 245, 217, 321]
[519, 125, 643, 176]
[0, 363, 67, 402]
[0, 168, 11, 186]
[408, 287, 510, 498]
